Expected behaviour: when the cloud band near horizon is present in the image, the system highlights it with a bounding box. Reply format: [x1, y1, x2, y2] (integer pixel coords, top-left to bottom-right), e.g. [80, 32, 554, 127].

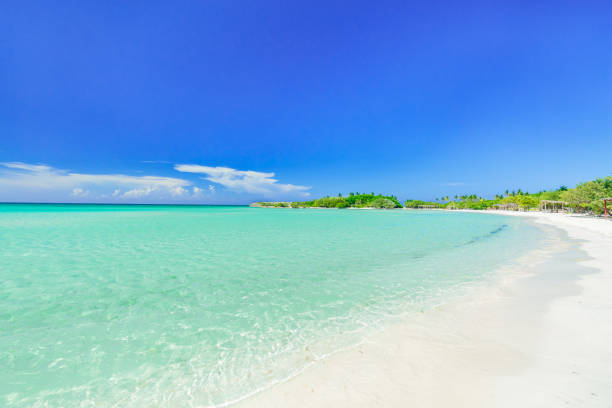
[0, 162, 310, 202]
[174, 164, 310, 196]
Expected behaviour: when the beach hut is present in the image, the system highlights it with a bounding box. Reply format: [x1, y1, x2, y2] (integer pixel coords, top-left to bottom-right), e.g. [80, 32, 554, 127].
[539, 200, 568, 213]
[604, 198, 612, 219]
[492, 203, 519, 211]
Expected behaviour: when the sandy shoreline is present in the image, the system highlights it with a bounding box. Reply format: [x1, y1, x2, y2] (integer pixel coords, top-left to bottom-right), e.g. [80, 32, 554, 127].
[238, 211, 612, 407]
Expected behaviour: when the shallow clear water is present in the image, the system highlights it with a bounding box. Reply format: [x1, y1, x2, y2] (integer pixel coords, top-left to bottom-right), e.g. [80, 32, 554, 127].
[0, 205, 543, 407]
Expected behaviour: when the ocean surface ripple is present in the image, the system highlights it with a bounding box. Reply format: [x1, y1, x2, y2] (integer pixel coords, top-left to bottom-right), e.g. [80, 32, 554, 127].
[0, 205, 542, 407]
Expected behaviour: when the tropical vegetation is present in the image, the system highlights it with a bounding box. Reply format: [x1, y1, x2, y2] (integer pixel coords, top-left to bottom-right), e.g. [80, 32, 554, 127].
[409, 176, 612, 215]
[255, 193, 402, 209]
[253, 176, 612, 215]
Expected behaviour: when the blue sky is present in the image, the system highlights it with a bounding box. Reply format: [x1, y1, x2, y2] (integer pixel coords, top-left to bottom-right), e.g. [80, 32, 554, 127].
[1, 0, 611, 204]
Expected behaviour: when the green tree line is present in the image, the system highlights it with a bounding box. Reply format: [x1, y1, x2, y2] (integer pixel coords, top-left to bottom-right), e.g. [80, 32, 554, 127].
[407, 176, 611, 214]
[255, 193, 402, 209]
[254, 176, 612, 215]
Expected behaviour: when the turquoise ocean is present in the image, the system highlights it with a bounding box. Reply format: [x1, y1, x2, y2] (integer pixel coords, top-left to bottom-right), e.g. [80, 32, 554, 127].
[0, 205, 543, 407]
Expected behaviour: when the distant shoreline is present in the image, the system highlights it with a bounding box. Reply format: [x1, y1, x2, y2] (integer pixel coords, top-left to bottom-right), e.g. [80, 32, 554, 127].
[251, 203, 612, 219]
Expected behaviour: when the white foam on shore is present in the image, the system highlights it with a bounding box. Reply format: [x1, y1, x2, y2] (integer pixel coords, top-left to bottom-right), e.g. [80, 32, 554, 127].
[238, 212, 612, 407]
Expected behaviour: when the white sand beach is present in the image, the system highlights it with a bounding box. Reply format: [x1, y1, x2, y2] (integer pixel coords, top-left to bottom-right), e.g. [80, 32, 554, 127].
[239, 212, 612, 407]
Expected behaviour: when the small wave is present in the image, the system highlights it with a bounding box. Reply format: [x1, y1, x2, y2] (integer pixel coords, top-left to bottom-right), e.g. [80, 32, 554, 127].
[458, 224, 509, 247]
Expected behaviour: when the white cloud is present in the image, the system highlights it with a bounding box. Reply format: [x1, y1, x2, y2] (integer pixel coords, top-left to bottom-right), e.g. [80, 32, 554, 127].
[174, 164, 310, 196]
[122, 186, 159, 198]
[0, 162, 192, 200]
[2, 162, 53, 172]
[71, 188, 90, 197]
[169, 186, 188, 196]
[0, 161, 311, 202]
